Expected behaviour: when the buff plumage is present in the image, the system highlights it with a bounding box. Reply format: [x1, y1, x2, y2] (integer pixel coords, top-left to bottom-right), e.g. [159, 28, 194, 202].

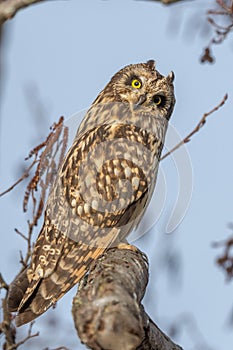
[7, 60, 175, 326]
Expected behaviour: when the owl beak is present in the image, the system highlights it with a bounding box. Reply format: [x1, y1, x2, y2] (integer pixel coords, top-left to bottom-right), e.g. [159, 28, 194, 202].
[136, 94, 147, 106]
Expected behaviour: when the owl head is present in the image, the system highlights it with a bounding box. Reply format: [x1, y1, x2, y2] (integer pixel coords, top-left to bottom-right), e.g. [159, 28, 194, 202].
[93, 60, 175, 121]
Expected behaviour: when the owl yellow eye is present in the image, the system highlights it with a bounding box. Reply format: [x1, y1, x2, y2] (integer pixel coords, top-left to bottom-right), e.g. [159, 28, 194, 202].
[131, 79, 142, 89]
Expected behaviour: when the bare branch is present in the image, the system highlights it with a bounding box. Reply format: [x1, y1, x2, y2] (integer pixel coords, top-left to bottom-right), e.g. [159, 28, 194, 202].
[161, 94, 228, 160]
[73, 246, 183, 350]
[201, 0, 233, 63]
[0, 297, 16, 349]
[0, 161, 36, 197]
[0, 0, 51, 25]
[15, 222, 34, 269]
[0, 272, 9, 290]
[14, 228, 28, 242]
[8, 322, 39, 350]
[213, 231, 233, 280]
[1, 291, 39, 350]
[137, 0, 193, 4]
[1, 117, 68, 348]
[0, 116, 67, 218]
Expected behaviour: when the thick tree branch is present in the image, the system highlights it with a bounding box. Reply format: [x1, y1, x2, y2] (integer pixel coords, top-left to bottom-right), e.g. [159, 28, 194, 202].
[0, 0, 200, 26]
[72, 246, 183, 350]
[0, 0, 51, 24]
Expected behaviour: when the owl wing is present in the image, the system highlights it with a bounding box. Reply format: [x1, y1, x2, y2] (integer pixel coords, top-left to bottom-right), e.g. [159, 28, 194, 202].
[8, 121, 161, 326]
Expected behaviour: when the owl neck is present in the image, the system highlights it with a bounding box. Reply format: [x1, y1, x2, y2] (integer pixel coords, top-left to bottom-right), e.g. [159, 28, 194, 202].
[76, 101, 168, 148]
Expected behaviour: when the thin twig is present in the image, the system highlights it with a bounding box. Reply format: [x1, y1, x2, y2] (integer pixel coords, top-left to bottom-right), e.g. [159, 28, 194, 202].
[161, 94, 228, 160]
[1, 117, 68, 271]
[138, 0, 191, 3]
[0, 297, 16, 348]
[19, 250, 28, 268]
[201, 0, 233, 63]
[14, 228, 28, 242]
[0, 273, 9, 290]
[0, 161, 36, 197]
[8, 322, 39, 350]
[1, 116, 68, 349]
[213, 233, 233, 279]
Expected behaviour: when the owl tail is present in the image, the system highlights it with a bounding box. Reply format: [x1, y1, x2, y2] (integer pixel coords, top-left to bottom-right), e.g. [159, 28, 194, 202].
[9, 268, 80, 327]
[7, 268, 44, 326]
[11, 276, 57, 327]
[7, 268, 29, 312]
[15, 287, 49, 327]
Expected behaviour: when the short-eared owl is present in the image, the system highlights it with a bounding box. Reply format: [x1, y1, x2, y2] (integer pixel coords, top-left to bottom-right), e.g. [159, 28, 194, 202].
[8, 60, 175, 326]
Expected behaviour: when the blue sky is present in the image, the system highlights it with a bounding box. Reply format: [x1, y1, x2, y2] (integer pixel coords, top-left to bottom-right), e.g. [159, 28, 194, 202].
[1, 0, 233, 349]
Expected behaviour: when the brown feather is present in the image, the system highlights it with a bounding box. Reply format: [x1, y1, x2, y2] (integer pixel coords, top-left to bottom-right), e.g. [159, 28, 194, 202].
[8, 60, 175, 326]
